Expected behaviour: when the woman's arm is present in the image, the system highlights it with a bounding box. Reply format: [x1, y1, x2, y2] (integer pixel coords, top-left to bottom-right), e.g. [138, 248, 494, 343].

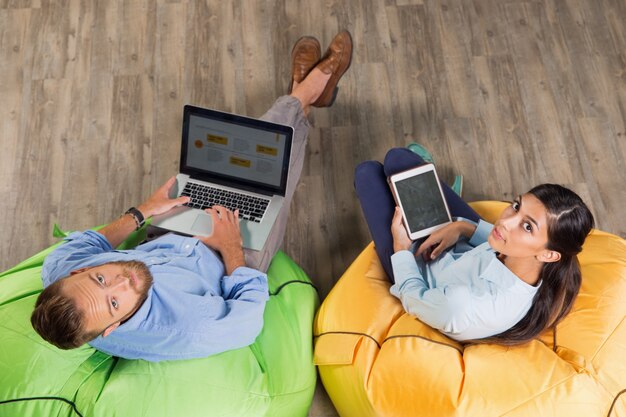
[391, 208, 481, 261]
[415, 221, 477, 260]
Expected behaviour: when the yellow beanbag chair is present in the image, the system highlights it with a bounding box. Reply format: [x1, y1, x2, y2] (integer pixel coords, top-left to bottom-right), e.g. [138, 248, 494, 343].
[314, 201, 626, 417]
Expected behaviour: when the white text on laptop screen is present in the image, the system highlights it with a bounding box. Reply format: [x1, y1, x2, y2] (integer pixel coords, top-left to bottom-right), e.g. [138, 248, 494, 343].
[186, 114, 287, 187]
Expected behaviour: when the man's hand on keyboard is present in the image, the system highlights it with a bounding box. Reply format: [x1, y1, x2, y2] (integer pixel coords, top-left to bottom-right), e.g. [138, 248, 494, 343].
[195, 206, 246, 275]
[138, 177, 190, 218]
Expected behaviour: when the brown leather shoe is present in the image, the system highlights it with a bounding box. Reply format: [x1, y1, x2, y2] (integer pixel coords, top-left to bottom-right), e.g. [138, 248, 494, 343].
[289, 36, 321, 93]
[312, 30, 353, 107]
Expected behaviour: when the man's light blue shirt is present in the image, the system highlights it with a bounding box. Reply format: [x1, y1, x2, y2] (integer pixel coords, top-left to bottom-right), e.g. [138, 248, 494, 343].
[390, 219, 539, 341]
[41, 230, 269, 362]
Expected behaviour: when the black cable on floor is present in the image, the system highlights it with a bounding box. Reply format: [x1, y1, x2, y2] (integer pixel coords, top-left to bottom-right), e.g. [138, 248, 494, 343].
[0, 396, 83, 417]
[269, 279, 318, 296]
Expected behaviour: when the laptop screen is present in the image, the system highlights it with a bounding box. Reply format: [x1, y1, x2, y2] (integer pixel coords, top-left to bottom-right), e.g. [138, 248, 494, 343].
[180, 105, 293, 196]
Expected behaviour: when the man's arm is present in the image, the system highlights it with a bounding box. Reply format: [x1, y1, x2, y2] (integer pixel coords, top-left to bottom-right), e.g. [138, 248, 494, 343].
[194, 205, 245, 275]
[98, 177, 189, 248]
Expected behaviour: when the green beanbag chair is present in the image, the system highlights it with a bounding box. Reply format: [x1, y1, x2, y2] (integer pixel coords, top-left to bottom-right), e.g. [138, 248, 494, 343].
[0, 227, 319, 417]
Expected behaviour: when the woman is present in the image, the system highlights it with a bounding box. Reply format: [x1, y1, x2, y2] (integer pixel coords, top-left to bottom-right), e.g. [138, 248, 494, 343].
[354, 148, 594, 345]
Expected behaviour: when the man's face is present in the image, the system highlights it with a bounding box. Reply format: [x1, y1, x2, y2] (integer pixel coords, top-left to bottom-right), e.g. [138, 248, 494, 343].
[61, 260, 153, 338]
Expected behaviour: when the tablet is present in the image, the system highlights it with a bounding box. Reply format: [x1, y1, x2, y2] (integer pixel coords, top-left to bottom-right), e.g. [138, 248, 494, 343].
[388, 164, 452, 240]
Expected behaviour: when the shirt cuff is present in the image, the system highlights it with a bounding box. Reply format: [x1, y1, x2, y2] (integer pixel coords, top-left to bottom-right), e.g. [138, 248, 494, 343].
[222, 266, 269, 290]
[391, 250, 423, 288]
[468, 219, 494, 246]
[220, 266, 269, 302]
[227, 266, 267, 279]
[453, 216, 477, 227]
[64, 230, 114, 251]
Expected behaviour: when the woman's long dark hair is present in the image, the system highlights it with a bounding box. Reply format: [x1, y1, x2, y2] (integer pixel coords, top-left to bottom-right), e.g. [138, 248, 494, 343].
[476, 184, 594, 346]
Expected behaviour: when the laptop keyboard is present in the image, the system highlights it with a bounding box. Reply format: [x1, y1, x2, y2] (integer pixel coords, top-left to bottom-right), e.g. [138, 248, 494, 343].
[181, 182, 270, 223]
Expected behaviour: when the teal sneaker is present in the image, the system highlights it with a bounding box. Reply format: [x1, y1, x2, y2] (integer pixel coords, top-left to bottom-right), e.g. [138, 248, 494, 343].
[406, 142, 435, 164]
[451, 175, 463, 197]
[406, 143, 463, 197]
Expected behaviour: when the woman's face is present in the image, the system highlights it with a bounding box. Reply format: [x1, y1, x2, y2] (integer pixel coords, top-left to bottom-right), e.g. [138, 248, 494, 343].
[488, 193, 552, 259]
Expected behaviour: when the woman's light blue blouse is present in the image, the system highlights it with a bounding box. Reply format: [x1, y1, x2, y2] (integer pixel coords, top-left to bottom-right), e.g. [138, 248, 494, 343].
[390, 220, 539, 341]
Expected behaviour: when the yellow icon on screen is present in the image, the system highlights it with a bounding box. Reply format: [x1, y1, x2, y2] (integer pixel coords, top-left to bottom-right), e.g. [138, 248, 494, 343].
[256, 145, 278, 156]
[230, 156, 251, 168]
[207, 134, 228, 145]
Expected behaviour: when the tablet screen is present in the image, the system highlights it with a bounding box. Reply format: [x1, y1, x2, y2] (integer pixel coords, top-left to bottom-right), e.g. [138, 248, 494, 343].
[395, 171, 450, 234]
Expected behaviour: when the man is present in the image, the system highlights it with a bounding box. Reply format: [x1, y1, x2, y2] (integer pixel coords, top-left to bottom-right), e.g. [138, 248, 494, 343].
[31, 31, 353, 362]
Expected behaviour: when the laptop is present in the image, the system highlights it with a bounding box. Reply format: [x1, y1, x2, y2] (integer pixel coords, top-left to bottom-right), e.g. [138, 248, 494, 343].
[150, 105, 293, 251]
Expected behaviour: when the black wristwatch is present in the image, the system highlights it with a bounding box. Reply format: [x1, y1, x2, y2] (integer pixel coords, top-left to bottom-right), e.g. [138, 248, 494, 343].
[125, 207, 145, 230]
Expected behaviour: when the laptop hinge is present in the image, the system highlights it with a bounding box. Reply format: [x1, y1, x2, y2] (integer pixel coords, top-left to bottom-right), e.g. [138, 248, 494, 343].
[188, 174, 280, 197]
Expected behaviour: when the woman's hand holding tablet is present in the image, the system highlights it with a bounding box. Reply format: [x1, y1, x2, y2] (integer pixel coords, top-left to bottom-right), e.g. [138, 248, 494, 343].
[388, 164, 452, 241]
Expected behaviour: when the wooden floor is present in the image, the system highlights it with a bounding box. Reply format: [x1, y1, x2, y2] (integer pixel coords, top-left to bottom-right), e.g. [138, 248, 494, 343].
[1, 1, 625, 415]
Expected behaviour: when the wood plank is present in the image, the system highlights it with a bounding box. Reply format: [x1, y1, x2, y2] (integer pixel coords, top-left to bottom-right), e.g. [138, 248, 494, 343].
[467, 0, 510, 57]
[84, 0, 115, 224]
[1, 0, 41, 9]
[150, 1, 186, 186]
[470, 55, 534, 198]
[0, 8, 32, 266]
[577, 117, 626, 236]
[29, 0, 73, 80]
[503, 2, 575, 183]
[103, 74, 154, 217]
[386, 4, 439, 147]
[112, 0, 156, 76]
[8, 78, 72, 260]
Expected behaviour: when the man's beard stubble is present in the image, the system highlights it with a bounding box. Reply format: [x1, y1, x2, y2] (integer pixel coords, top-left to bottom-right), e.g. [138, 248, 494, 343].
[109, 260, 154, 310]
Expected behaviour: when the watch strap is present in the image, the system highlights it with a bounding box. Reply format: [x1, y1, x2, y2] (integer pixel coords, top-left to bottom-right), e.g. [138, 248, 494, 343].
[124, 207, 145, 230]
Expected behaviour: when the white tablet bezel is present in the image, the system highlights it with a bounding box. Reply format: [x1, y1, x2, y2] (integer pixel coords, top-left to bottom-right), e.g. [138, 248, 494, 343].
[388, 163, 452, 240]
